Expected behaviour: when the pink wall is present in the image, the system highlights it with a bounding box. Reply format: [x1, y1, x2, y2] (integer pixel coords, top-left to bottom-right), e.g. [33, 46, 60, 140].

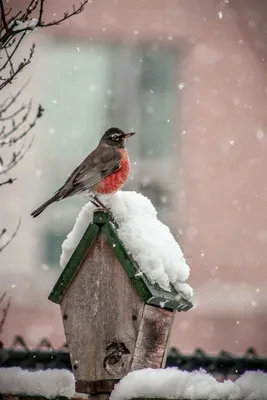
[3, 0, 267, 353]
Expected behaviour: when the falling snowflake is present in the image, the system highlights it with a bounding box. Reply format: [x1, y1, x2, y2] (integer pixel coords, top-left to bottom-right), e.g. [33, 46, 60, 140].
[256, 129, 264, 140]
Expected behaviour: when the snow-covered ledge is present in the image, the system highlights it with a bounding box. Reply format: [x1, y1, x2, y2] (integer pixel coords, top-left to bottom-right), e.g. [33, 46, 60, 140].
[0, 368, 75, 398]
[1, 367, 267, 399]
[110, 368, 267, 400]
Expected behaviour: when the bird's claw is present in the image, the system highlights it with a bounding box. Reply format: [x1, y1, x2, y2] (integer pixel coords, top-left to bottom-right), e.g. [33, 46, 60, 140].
[91, 198, 119, 228]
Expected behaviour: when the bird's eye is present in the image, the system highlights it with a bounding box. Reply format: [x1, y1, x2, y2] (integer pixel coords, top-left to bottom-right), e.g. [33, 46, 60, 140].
[111, 133, 120, 141]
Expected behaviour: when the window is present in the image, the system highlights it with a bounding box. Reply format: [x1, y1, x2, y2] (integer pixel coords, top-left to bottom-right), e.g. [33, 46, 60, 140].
[106, 43, 179, 222]
[106, 43, 178, 160]
[139, 45, 177, 159]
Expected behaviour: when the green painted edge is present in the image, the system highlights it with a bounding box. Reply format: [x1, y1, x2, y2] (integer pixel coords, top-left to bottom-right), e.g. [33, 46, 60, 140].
[101, 223, 152, 302]
[102, 223, 193, 312]
[48, 209, 193, 312]
[93, 209, 112, 225]
[48, 222, 100, 304]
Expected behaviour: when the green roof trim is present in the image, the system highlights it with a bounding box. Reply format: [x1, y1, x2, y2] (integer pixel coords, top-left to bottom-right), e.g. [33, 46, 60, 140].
[48, 222, 99, 304]
[48, 210, 193, 312]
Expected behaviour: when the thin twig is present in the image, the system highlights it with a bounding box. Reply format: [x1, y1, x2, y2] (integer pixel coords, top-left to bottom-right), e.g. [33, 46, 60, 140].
[0, 177, 16, 187]
[38, 0, 45, 24]
[0, 132, 35, 174]
[4, 46, 14, 74]
[0, 0, 88, 46]
[0, 103, 43, 146]
[0, 99, 33, 143]
[0, 294, 11, 334]
[39, 0, 88, 27]
[0, 218, 21, 253]
[0, 30, 28, 74]
[0, 103, 26, 121]
[0, 44, 35, 90]
[0, 80, 30, 114]
[0, 0, 9, 34]
[0, 293, 6, 304]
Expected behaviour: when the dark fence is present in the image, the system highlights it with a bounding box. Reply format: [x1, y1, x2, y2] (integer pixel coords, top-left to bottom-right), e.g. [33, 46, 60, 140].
[1, 336, 267, 379]
[167, 347, 267, 380]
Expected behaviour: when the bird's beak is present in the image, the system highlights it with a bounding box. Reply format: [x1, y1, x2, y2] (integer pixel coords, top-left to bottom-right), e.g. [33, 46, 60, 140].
[123, 131, 135, 139]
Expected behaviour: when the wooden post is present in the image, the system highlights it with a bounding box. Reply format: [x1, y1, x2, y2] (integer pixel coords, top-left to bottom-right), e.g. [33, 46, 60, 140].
[48, 210, 193, 399]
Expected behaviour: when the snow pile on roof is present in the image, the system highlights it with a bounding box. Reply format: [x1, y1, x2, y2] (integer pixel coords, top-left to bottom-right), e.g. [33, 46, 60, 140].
[0, 368, 75, 398]
[110, 368, 267, 400]
[60, 191, 193, 300]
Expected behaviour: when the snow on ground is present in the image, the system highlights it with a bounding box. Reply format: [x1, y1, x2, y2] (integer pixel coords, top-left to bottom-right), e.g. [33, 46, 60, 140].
[110, 368, 267, 400]
[1, 367, 267, 399]
[60, 191, 193, 300]
[0, 368, 75, 398]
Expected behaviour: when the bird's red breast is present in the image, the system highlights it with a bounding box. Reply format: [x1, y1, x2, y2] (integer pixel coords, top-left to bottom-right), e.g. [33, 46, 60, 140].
[94, 148, 131, 194]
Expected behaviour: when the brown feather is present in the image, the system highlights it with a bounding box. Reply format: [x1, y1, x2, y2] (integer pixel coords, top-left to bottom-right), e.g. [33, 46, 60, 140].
[58, 144, 122, 199]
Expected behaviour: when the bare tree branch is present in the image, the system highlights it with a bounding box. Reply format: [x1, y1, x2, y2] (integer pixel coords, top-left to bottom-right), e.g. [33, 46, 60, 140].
[0, 30, 28, 75]
[0, 1, 9, 35]
[0, 219, 21, 253]
[0, 93, 44, 183]
[0, 0, 87, 191]
[0, 0, 88, 87]
[0, 293, 6, 304]
[0, 81, 29, 114]
[1, 134, 35, 174]
[38, 1, 88, 28]
[0, 293, 11, 335]
[0, 43, 35, 91]
[0, 0, 87, 311]
[0, 177, 16, 187]
[0, 103, 26, 121]
[0, 0, 87, 347]
[0, 101, 44, 145]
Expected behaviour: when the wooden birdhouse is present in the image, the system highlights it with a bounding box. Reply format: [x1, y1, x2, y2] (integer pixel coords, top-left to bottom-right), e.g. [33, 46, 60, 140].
[49, 209, 193, 397]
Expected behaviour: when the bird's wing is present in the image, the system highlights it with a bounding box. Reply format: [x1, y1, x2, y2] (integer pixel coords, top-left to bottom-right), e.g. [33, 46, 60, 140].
[59, 146, 122, 197]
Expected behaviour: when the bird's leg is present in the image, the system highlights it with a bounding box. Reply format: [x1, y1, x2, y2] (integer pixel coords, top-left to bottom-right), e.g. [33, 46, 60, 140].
[92, 195, 118, 226]
[92, 195, 110, 212]
[90, 199, 101, 208]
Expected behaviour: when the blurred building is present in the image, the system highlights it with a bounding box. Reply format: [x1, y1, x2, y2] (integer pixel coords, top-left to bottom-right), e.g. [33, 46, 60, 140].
[1, 0, 267, 353]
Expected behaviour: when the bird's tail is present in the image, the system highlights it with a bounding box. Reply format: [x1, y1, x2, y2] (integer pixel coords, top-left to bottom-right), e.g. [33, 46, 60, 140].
[31, 193, 60, 218]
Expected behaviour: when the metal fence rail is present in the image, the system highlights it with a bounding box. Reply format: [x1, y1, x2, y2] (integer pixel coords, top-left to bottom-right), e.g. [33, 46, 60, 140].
[1, 336, 267, 378]
[167, 347, 267, 379]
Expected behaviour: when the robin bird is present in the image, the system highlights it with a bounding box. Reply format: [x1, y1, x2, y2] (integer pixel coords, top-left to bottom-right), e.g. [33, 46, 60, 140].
[31, 127, 135, 218]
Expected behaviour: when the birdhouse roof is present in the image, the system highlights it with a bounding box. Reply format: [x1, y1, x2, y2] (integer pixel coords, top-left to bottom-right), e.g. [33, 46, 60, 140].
[49, 210, 193, 312]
